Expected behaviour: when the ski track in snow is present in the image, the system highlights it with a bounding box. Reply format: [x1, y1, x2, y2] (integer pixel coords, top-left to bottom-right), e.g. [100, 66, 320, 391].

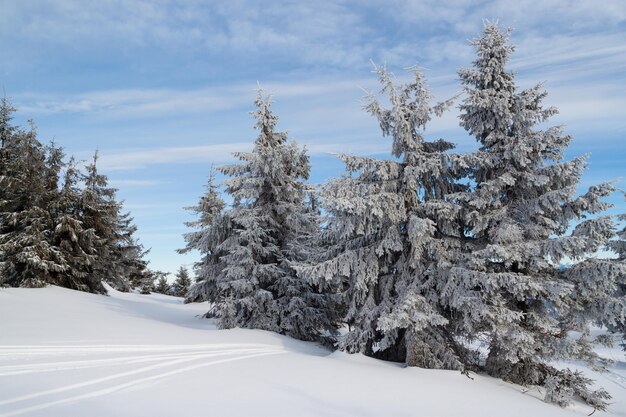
[601, 367, 626, 390]
[0, 344, 285, 417]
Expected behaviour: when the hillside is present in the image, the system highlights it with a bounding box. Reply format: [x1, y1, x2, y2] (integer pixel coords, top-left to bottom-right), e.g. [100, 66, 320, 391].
[0, 286, 624, 417]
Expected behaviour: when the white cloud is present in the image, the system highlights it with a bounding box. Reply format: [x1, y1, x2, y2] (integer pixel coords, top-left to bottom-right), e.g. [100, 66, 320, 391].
[108, 179, 169, 187]
[95, 143, 251, 170]
[382, 0, 626, 31]
[15, 78, 375, 118]
[1, 0, 381, 70]
[90, 139, 395, 172]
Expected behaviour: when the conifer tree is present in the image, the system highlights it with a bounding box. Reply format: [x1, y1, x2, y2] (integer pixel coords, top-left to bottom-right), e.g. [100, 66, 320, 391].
[138, 269, 156, 294]
[199, 91, 337, 340]
[276, 188, 339, 343]
[599, 194, 626, 349]
[116, 212, 151, 291]
[0, 100, 149, 294]
[179, 168, 229, 305]
[451, 22, 614, 409]
[0, 98, 18, 287]
[82, 152, 130, 291]
[172, 266, 192, 297]
[154, 272, 171, 295]
[52, 157, 104, 293]
[0, 121, 66, 287]
[298, 65, 463, 363]
[0, 97, 16, 149]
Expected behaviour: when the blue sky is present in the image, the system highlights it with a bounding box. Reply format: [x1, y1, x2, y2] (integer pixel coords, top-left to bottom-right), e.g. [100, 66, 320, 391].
[1, 0, 625, 275]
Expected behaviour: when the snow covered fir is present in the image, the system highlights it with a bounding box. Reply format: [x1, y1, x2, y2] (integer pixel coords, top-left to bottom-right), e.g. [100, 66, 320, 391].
[1, 9, 626, 417]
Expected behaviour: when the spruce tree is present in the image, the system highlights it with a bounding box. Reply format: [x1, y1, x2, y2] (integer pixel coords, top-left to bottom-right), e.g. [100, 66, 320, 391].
[154, 271, 171, 295]
[116, 212, 151, 291]
[52, 157, 104, 293]
[172, 266, 192, 298]
[0, 121, 66, 287]
[598, 194, 626, 349]
[204, 91, 337, 340]
[0, 97, 16, 149]
[82, 152, 130, 291]
[451, 22, 614, 409]
[179, 168, 229, 305]
[298, 65, 463, 363]
[138, 269, 156, 294]
[0, 98, 18, 287]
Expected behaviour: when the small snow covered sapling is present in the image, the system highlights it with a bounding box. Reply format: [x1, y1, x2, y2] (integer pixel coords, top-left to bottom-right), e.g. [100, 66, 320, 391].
[172, 266, 193, 298]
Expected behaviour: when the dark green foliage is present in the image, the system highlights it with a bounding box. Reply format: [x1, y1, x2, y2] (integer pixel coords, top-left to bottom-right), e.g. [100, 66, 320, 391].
[51, 157, 104, 293]
[0, 121, 67, 288]
[179, 168, 228, 304]
[154, 272, 171, 295]
[172, 266, 192, 297]
[0, 99, 149, 294]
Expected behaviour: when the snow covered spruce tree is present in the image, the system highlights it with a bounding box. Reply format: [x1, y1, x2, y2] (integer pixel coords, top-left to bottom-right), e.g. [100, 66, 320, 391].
[179, 168, 229, 305]
[82, 152, 148, 292]
[172, 266, 192, 297]
[451, 22, 614, 408]
[612, 200, 626, 348]
[202, 91, 337, 341]
[298, 66, 467, 365]
[0, 120, 66, 288]
[595, 193, 626, 349]
[81, 152, 125, 289]
[154, 271, 171, 295]
[51, 157, 104, 293]
[0, 101, 149, 294]
[0, 98, 18, 287]
[0, 98, 17, 186]
[116, 212, 151, 292]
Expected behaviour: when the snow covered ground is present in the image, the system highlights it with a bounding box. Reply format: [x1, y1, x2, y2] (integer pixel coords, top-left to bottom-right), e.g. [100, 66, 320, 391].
[0, 285, 624, 417]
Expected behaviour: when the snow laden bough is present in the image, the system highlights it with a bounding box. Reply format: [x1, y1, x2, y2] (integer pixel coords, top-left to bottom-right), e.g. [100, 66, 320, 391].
[0, 99, 153, 294]
[180, 91, 338, 345]
[296, 22, 622, 411]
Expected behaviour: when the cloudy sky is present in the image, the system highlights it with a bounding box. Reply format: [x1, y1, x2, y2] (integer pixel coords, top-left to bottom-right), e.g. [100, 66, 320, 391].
[1, 0, 625, 274]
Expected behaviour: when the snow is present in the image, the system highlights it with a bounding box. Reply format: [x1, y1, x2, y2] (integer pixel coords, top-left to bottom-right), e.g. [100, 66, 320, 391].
[0, 285, 624, 417]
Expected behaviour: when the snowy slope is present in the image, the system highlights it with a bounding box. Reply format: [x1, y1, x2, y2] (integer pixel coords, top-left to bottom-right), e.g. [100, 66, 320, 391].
[0, 286, 624, 417]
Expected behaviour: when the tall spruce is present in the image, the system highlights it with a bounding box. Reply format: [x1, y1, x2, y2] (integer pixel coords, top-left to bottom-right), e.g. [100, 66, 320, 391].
[81, 151, 149, 292]
[599, 194, 626, 349]
[52, 157, 104, 293]
[452, 22, 614, 409]
[0, 98, 16, 286]
[298, 66, 463, 363]
[201, 91, 337, 341]
[117, 212, 151, 291]
[0, 121, 66, 287]
[82, 152, 124, 289]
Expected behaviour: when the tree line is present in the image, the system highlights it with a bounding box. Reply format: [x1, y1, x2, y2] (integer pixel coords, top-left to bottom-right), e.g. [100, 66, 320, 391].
[180, 23, 625, 410]
[0, 101, 154, 294]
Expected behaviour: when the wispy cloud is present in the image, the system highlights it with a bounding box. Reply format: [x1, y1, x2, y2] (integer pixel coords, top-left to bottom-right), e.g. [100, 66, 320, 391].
[91, 140, 392, 171]
[14, 78, 374, 118]
[108, 179, 169, 188]
[1, 1, 381, 71]
[96, 143, 251, 170]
